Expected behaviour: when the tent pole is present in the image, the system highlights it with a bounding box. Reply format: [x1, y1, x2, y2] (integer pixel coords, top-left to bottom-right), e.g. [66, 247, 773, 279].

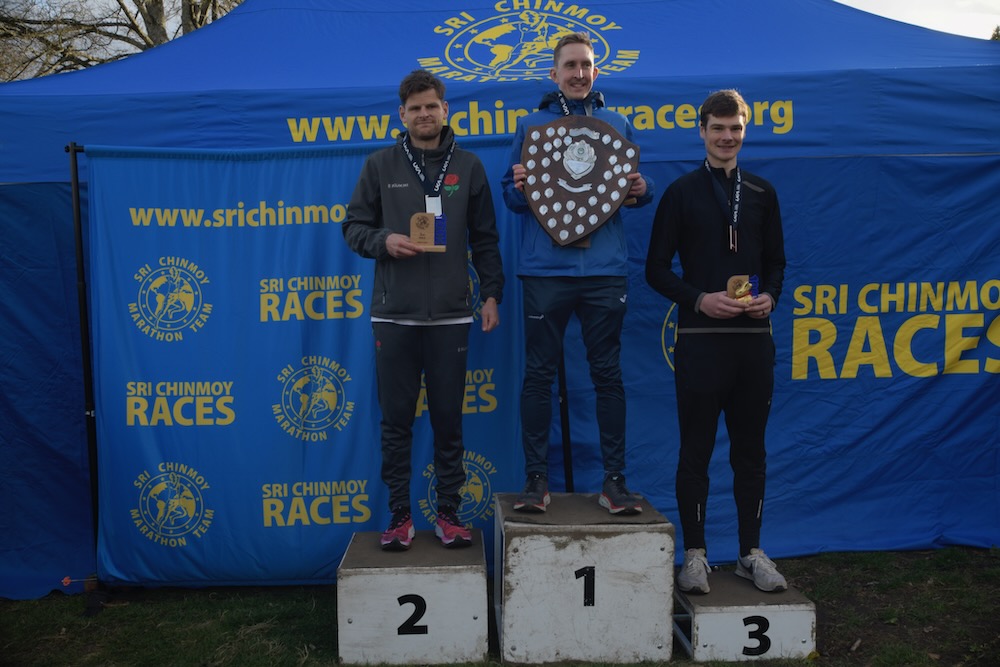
[66, 142, 99, 552]
[558, 353, 574, 492]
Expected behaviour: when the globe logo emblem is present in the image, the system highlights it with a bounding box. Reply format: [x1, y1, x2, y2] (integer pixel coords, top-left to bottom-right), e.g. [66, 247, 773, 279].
[424, 458, 493, 524]
[444, 10, 611, 79]
[137, 472, 204, 539]
[280, 364, 347, 433]
[136, 265, 204, 333]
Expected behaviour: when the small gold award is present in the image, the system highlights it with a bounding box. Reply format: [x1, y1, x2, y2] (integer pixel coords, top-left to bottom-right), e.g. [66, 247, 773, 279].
[727, 275, 754, 304]
[409, 212, 446, 252]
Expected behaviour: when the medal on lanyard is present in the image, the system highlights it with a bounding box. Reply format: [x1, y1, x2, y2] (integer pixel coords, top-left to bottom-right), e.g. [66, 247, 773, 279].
[727, 274, 758, 304]
[705, 159, 741, 253]
[402, 133, 453, 252]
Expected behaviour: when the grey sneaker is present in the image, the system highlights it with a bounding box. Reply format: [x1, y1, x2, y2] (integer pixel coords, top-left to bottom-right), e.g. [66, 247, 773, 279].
[513, 473, 550, 512]
[736, 548, 788, 592]
[677, 548, 711, 594]
[599, 472, 642, 515]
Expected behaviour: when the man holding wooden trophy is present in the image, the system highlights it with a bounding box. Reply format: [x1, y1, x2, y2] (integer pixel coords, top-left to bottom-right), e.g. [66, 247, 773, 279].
[343, 69, 504, 552]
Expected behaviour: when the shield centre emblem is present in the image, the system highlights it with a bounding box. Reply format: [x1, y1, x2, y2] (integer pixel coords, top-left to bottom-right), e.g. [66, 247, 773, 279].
[564, 140, 596, 179]
[521, 116, 639, 247]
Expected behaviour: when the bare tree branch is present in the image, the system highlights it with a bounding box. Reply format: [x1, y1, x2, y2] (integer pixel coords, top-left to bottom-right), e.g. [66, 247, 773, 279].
[0, 0, 243, 81]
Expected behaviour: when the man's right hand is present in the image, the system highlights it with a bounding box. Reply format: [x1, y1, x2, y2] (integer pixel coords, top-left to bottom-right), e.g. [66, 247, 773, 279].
[699, 291, 750, 319]
[386, 233, 424, 258]
[512, 163, 527, 191]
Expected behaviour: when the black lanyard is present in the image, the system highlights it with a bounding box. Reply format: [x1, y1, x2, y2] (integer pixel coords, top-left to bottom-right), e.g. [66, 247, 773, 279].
[401, 133, 455, 197]
[705, 159, 741, 253]
[556, 92, 593, 118]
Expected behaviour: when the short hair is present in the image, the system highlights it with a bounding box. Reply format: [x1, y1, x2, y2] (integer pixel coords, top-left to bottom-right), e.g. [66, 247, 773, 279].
[700, 89, 750, 126]
[553, 32, 593, 66]
[398, 69, 445, 105]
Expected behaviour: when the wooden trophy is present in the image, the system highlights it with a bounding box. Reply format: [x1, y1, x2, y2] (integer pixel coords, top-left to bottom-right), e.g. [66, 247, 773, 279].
[727, 275, 755, 304]
[410, 212, 446, 252]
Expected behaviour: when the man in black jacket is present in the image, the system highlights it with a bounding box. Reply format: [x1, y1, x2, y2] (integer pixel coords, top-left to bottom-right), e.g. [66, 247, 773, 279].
[343, 70, 504, 551]
[645, 89, 787, 594]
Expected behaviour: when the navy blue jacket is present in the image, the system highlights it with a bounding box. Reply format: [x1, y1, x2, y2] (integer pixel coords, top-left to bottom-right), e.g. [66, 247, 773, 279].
[501, 91, 654, 277]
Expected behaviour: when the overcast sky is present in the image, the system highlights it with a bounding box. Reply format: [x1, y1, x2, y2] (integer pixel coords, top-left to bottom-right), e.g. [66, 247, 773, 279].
[833, 0, 1000, 39]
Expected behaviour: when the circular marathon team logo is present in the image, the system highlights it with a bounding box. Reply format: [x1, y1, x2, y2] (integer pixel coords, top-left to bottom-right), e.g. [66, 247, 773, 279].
[274, 359, 354, 441]
[425, 6, 637, 82]
[134, 469, 210, 546]
[420, 450, 497, 525]
[661, 303, 678, 371]
[131, 260, 212, 341]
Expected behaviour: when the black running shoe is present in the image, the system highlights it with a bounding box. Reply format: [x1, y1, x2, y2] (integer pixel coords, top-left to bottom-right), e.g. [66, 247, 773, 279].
[599, 472, 642, 515]
[513, 473, 550, 512]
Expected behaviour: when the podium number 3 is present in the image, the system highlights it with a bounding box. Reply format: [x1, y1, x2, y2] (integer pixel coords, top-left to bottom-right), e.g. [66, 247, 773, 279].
[397, 594, 428, 635]
[575, 566, 595, 606]
[743, 615, 771, 656]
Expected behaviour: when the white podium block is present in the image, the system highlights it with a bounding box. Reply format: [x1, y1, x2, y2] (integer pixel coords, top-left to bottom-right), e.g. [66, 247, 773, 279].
[494, 493, 675, 663]
[337, 530, 488, 665]
[673, 572, 816, 662]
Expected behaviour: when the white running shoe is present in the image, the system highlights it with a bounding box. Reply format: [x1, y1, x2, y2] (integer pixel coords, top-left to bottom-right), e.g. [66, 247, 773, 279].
[677, 548, 711, 594]
[736, 548, 788, 592]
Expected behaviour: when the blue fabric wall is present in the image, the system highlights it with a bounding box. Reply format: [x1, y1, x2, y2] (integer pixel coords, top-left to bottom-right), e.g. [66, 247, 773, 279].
[0, 184, 96, 597]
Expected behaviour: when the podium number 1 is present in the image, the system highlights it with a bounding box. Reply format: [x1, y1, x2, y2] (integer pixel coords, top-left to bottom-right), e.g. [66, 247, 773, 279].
[397, 594, 428, 635]
[575, 566, 595, 606]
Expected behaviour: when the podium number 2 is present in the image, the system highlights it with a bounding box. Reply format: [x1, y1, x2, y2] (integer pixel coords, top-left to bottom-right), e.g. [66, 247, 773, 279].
[397, 594, 428, 635]
[575, 566, 595, 606]
[742, 615, 771, 656]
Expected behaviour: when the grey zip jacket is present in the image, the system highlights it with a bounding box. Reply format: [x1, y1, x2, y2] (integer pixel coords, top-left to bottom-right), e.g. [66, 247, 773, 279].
[343, 127, 504, 320]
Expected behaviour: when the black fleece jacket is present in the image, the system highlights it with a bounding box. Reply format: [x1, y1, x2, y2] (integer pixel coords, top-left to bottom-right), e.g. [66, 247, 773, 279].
[343, 127, 504, 321]
[645, 164, 785, 331]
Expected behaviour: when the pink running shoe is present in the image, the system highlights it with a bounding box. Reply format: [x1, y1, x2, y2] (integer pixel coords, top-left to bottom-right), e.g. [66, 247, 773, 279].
[380, 509, 414, 551]
[434, 507, 472, 548]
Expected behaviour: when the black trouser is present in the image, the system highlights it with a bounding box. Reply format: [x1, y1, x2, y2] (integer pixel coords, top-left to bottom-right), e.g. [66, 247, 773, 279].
[674, 332, 775, 556]
[520, 276, 628, 476]
[373, 322, 470, 512]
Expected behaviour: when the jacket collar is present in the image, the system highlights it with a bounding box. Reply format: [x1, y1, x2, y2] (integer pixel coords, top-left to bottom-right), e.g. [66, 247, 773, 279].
[538, 90, 606, 113]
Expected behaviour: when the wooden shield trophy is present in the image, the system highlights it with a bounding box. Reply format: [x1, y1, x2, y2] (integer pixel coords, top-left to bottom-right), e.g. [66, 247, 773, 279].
[521, 116, 639, 247]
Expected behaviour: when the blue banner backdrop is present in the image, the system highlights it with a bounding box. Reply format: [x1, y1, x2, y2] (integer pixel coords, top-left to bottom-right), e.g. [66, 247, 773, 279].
[85, 140, 1000, 587]
[86, 144, 523, 585]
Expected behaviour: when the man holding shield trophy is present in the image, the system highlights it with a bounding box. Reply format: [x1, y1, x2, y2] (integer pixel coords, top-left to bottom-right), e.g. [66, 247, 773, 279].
[501, 32, 654, 515]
